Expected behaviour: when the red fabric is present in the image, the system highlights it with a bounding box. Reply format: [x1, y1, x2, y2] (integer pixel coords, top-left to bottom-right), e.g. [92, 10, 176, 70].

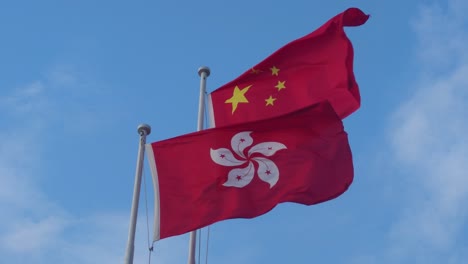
[209, 8, 369, 127]
[148, 102, 353, 240]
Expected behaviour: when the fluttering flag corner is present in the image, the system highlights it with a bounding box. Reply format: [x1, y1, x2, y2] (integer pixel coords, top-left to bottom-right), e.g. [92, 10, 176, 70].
[208, 7, 369, 127]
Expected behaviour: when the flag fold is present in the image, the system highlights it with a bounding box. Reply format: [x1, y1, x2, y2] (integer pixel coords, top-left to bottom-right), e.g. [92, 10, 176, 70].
[146, 102, 353, 241]
[208, 8, 369, 127]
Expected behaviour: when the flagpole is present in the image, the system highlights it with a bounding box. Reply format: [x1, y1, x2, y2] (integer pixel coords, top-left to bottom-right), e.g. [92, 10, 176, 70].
[187, 66, 211, 264]
[124, 123, 151, 264]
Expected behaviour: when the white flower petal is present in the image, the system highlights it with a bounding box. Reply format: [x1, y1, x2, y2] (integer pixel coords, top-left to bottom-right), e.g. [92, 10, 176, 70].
[223, 162, 255, 188]
[210, 148, 247, 166]
[248, 142, 287, 157]
[252, 157, 280, 188]
[231, 131, 253, 159]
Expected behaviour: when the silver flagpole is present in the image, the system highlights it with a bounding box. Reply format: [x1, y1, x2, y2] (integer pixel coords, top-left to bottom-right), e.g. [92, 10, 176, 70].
[187, 66, 211, 264]
[124, 124, 151, 264]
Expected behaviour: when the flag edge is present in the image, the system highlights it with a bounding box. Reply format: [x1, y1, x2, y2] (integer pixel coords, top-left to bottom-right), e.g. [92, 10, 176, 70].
[207, 93, 216, 128]
[145, 143, 161, 241]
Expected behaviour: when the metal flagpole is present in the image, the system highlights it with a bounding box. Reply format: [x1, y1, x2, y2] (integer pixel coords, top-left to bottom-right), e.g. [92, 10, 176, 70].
[124, 123, 151, 264]
[187, 66, 211, 264]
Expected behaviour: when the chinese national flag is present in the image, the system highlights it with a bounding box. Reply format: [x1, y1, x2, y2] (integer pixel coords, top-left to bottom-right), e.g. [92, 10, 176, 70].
[146, 102, 353, 241]
[208, 8, 369, 127]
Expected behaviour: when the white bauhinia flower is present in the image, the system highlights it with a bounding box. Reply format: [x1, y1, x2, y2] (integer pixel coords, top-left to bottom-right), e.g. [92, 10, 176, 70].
[252, 157, 280, 188]
[231, 131, 253, 159]
[210, 148, 246, 166]
[210, 131, 287, 188]
[223, 162, 255, 188]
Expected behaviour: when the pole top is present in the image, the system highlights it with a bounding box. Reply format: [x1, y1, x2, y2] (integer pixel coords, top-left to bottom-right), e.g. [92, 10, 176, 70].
[137, 123, 151, 136]
[198, 66, 210, 77]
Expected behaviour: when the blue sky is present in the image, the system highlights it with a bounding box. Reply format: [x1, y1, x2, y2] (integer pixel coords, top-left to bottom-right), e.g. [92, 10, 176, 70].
[1, 0, 467, 263]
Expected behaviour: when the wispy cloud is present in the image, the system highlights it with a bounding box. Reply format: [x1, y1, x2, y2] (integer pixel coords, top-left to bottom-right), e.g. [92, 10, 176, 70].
[0, 67, 186, 263]
[2, 216, 68, 252]
[0, 77, 67, 261]
[386, 0, 468, 262]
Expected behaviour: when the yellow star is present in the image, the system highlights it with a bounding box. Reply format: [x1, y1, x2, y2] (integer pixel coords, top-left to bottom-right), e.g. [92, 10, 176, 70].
[275, 80, 286, 91]
[265, 95, 277, 106]
[251, 68, 261, 74]
[225, 85, 252, 114]
[270, 66, 280, 76]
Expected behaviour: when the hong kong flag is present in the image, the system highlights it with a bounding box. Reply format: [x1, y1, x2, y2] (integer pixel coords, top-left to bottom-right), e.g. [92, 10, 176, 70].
[146, 102, 353, 241]
[208, 8, 369, 127]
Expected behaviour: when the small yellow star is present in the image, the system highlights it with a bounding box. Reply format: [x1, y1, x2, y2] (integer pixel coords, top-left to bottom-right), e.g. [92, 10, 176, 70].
[270, 66, 280, 76]
[251, 68, 261, 74]
[275, 80, 286, 91]
[265, 95, 277, 106]
[225, 85, 252, 114]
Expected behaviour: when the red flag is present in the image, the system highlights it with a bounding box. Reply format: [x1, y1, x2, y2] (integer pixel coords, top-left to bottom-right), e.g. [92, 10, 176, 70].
[146, 102, 353, 241]
[208, 8, 369, 127]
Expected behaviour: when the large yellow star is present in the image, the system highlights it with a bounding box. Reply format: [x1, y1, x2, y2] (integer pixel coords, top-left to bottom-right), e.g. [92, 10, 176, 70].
[265, 95, 277, 106]
[225, 85, 252, 114]
[270, 66, 280, 76]
[275, 80, 286, 91]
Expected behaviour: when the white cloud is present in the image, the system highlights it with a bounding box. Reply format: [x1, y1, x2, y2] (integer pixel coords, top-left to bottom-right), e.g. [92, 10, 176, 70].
[0, 79, 66, 261]
[386, 0, 468, 262]
[1, 216, 68, 252]
[46, 65, 79, 87]
[0, 69, 185, 264]
[412, 0, 468, 70]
